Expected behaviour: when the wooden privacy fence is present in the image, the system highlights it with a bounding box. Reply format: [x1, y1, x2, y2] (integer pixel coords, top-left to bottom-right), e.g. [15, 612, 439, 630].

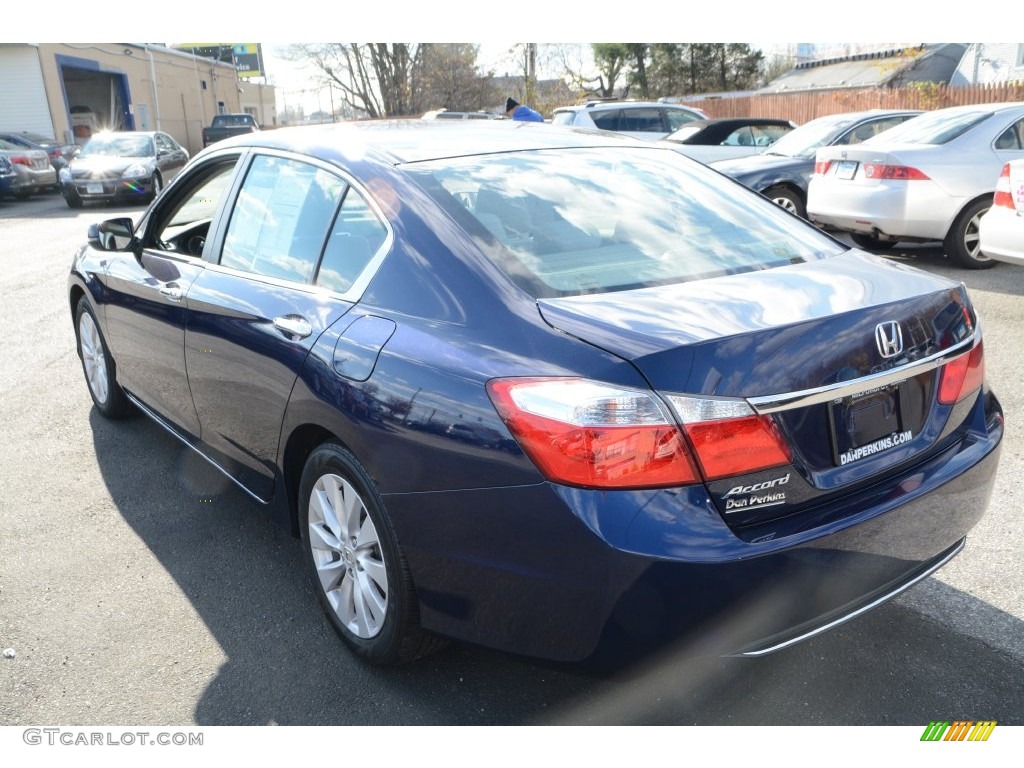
[682, 82, 1024, 124]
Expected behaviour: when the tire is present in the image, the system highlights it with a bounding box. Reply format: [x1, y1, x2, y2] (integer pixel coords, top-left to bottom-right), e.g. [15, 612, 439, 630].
[850, 233, 893, 251]
[146, 173, 163, 203]
[298, 443, 442, 665]
[763, 185, 805, 218]
[944, 197, 997, 269]
[64, 190, 83, 209]
[75, 297, 132, 418]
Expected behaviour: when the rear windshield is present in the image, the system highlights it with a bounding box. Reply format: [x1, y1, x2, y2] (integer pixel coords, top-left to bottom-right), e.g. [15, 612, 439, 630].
[405, 147, 840, 298]
[863, 109, 991, 145]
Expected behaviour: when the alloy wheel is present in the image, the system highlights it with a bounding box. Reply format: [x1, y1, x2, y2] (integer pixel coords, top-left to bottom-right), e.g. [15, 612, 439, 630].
[78, 310, 109, 405]
[307, 473, 389, 638]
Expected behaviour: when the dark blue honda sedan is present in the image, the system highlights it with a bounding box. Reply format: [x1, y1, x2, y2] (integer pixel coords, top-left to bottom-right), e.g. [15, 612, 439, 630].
[68, 121, 1003, 665]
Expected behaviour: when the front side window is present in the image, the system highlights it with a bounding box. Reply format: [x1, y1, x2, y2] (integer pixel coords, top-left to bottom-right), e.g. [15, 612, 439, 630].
[406, 147, 840, 298]
[220, 155, 345, 283]
[147, 158, 240, 257]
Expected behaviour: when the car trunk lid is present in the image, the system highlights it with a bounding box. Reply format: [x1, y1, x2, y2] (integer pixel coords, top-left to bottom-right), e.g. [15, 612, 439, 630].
[538, 251, 980, 527]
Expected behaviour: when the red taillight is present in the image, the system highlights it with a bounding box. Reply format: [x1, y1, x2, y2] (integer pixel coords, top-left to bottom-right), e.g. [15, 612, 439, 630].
[863, 164, 930, 180]
[814, 160, 831, 175]
[10, 155, 30, 166]
[683, 414, 792, 481]
[937, 342, 985, 405]
[993, 163, 1013, 209]
[487, 378, 699, 489]
[487, 378, 793, 489]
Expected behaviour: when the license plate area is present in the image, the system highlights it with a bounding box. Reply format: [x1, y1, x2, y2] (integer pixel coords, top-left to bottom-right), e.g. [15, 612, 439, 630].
[85, 183, 104, 194]
[835, 160, 859, 180]
[829, 383, 907, 466]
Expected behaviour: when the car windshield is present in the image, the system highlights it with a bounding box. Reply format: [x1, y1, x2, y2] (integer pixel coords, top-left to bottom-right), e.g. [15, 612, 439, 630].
[665, 125, 703, 142]
[863, 109, 992, 145]
[405, 146, 841, 298]
[551, 112, 576, 126]
[763, 114, 865, 158]
[80, 135, 154, 158]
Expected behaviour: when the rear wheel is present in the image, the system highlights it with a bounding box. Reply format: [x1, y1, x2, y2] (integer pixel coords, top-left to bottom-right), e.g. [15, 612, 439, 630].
[763, 185, 805, 218]
[298, 442, 443, 665]
[945, 198, 996, 269]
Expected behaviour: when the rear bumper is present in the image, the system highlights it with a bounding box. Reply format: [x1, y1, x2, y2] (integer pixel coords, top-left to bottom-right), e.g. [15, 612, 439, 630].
[807, 178, 960, 241]
[979, 207, 1024, 265]
[385, 393, 1003, 661]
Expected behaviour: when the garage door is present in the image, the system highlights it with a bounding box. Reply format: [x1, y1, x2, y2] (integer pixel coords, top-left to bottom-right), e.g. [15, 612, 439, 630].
[0, 46, 54, 137]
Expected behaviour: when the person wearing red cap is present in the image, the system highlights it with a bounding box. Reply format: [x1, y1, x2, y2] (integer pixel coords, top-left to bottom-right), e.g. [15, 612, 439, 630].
[505, 97, 544, 122]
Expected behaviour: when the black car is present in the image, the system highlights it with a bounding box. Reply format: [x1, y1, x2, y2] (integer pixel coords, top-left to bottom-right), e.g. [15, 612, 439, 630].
[662, 117, 796, 163]
[710, 109, 922, 218]
[60, 131, 189, 208]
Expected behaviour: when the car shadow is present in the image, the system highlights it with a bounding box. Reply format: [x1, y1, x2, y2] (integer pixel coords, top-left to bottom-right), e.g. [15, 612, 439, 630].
[88, 409, 1024, 725]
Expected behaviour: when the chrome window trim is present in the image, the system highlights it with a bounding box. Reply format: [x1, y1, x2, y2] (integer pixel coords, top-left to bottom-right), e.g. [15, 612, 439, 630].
[210, 147, 395, 303]
[747, 333, 976, 415]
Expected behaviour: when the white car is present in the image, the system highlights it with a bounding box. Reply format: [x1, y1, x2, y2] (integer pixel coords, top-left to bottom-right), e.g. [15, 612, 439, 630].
[551, 101, 707, 141]
[806, 102, 1024, 269]
[979, 159, 1024, 265]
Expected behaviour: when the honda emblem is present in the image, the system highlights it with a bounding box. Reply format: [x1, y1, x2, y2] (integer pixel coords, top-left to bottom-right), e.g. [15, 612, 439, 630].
[875, 321, 904, 359]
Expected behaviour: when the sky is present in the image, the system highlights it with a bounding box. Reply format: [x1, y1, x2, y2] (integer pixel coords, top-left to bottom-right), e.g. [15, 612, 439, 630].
[30, 1, 986, 117]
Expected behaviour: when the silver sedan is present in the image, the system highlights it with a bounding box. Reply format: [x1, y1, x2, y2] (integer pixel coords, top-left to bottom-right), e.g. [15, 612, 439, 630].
[806, 102, 1024, 269]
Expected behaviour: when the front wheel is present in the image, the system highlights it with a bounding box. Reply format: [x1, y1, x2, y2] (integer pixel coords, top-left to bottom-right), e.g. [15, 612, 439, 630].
[75, 297, 132, 418]
[298, 443, 443, 665]
[64, 189, 83, 209]
[763, 185, 806, 218]
[146, 173, 163, 203]
[945, 198, 996, 269]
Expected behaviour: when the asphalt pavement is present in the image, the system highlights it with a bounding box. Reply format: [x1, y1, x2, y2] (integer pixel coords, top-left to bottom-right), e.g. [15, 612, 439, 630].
[1, 191, 1022, 726]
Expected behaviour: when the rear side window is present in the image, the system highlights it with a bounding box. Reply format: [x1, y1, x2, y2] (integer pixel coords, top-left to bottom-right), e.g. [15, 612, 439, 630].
[665, 109, 700, 131]
[220, 155, 345, 283]
[407, 147, 841, 298]
[316, 188, 389, 294]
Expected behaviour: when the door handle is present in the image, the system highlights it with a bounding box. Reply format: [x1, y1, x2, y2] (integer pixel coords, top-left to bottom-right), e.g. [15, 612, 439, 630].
[159, 283, 183, 302]
[273, 315, 313, 340]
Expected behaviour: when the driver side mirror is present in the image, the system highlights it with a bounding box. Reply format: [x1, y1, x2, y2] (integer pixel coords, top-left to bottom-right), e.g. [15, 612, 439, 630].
[88, 217, 138, 252]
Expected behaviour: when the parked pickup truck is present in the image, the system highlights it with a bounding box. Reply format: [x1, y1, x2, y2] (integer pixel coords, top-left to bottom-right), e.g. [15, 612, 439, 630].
[201, 114, 260, 147]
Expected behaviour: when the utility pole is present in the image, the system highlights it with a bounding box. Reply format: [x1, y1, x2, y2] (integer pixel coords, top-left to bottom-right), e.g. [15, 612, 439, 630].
[526, 43, 537, 107]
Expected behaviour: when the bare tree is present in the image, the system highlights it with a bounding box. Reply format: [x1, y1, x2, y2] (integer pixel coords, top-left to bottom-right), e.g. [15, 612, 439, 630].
[288, 43, 421, 118]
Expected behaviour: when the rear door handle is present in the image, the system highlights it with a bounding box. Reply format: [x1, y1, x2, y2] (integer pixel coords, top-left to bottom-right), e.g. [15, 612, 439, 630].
[273, 315, 313, 340]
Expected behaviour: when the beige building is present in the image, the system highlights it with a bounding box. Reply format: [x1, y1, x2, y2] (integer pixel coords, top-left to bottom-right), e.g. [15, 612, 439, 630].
[0, 43, 276, 156]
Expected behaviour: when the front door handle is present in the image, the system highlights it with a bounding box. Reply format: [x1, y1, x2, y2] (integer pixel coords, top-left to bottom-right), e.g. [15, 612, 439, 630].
[159, 283, 183, 302]
[273, 315, 312, 340]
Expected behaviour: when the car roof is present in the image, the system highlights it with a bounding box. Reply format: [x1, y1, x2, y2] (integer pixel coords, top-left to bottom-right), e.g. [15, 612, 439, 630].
[204, 120, 653, 166]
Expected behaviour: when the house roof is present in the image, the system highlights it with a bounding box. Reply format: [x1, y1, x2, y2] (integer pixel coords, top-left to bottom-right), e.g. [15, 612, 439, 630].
[759, 44, 967, 93]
